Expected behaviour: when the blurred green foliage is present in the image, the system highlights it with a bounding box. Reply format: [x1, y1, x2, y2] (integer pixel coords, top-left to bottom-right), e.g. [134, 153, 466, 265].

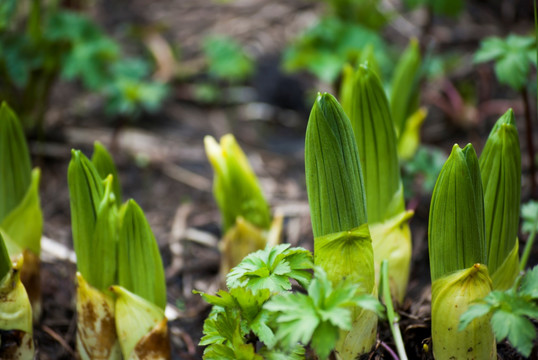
[402, 146, 447, 198]
[474, 34, 537, 91]
[403, 0, 464, 17]
[316, 0, 390, 30]
[0, 1, 168, 132]
[283, 17, 390, 83]
[202, 35, 254, 83]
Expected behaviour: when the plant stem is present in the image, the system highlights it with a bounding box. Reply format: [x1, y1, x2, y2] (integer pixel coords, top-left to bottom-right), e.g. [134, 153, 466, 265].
[521, 87, 536, 198]
[380, 260, 408, 360]
[520, 205, 538, 271]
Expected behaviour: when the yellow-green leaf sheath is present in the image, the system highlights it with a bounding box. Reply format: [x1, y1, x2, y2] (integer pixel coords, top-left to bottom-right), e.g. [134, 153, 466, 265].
[111, 286, 170, 360]
[371, 210, 414, 303]
[431, 265, 496, 360]
[0, 254, 34, 360]
[76, 273, 121, 360]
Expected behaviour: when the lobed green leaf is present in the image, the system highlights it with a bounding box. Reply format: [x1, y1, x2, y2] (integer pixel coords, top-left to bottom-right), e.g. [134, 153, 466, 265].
[226, 244, 313, 292]
[117, 199, 166, 309]
[429, 144, 486, 281]
[305, 92, 367, 238]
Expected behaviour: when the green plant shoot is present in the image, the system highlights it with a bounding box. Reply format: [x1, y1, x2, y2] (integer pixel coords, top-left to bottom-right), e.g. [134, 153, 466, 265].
[479, 109, 521, 290]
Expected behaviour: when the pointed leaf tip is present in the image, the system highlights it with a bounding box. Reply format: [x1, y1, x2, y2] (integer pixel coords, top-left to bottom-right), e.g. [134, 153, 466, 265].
[305, 92, 367, 237]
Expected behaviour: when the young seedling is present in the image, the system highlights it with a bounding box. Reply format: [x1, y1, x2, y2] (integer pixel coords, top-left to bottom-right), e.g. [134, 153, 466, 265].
[340, 64, 413, 303]
[205, 134, 282, 278]
[0, 102, 43, 321]
[429, 144, 496, 359]
[479, 109, 521, 290]
[196, 244, 383, 360]
[305, 93, 377, 359]
[0, 232, 34, 359]
[68, 150, 121, 360]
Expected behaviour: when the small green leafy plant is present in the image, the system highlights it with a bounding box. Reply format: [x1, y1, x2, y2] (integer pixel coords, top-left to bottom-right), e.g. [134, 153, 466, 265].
[205, 134, 282, 278]
[0, 1, 168, 132]
[196, 244, 383, 360]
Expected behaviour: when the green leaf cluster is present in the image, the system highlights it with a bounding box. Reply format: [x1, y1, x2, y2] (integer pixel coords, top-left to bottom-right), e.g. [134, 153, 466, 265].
[459, 266, 538, 357]
[474, 34, 537, 91]
[521, 200, 538, 235]
[197, 246, 382, 360]
[264, 267, 383, 360]
[0, 102, 42, 257]
[283, 17, 390, 83]
[68, 143, 166, 308]
[202, 36, 254, 83]
[227, 244, 313, 292]
[0, 3, 168, 130]
[403, 0, 464, 17]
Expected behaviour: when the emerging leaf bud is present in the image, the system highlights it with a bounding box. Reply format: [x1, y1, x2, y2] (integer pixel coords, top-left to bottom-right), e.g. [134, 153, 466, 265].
[479, 109, 521, 289]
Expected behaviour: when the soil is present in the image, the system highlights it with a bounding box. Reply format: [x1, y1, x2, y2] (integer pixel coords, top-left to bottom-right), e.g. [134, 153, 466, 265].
[22, 0, 538, 359]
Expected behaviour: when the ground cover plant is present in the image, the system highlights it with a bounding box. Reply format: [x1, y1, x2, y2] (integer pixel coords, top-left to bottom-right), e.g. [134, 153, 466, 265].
[1, 1, 538, 359]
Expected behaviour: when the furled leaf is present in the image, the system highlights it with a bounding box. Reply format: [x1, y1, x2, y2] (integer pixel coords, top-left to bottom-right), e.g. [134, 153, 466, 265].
[67, 150, 105, 283]
[205, 134, 271, 232]
[1, 168, 43, 255]
[92, 141, 122, 206]
[345, 64, 404, 223]
[226, 244, 313, 292]
[90, 176, 118, 290]
[0, 255, 33, 335]
[117, 199, 166, 310]
[479, 109, 521, 279]
[390, 38, 421, 136]
[305, 92, 367, 237]
[0, 102, 32, 223]
[429, 144, 486, 281]
[474, 34, 536, 91]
